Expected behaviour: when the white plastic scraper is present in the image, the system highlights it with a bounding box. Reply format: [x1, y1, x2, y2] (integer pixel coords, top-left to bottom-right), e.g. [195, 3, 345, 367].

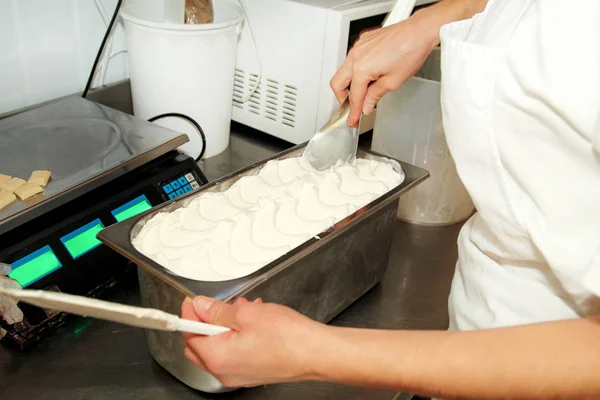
[0, 287, 230, 336]
[303, 0, 418, 171]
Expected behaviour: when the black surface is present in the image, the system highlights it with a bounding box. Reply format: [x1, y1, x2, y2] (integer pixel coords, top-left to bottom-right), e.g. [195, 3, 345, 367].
[0, 83, 462, 399]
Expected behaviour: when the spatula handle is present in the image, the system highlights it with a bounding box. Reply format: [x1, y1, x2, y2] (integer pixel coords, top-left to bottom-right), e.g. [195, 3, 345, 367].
[174, 317, 231, 336]
[383, 0, 418, 28]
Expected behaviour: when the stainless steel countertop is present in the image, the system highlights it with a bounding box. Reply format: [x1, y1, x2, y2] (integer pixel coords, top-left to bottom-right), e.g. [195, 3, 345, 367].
[0, 83, 461, 400]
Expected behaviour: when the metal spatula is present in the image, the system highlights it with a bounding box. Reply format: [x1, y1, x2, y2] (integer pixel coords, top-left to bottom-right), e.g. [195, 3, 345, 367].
[0, 287, 230, 336]
[303, 0, 418, 171]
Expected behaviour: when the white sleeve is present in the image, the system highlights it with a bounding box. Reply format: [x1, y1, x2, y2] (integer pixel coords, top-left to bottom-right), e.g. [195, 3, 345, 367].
[590, 117, 600, 296]
[498, 0, 600, 302]
[594, 111, 600, 158]
[583, 250, 600, 298]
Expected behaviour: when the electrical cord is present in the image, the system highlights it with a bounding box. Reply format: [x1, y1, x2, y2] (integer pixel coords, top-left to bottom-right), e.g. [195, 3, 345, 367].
[92, 0, 114, 89]
[93, 0, 110, 25]
[82, 0, 123, 98]
[148, 113, 207, 161]
[236, 0, 263, 103]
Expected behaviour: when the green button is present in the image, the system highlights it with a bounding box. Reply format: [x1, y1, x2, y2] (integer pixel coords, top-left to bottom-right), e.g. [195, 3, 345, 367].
[113, 197, 152, 222]
[60, 219, 104, 259]
[8, 245, 62, 288]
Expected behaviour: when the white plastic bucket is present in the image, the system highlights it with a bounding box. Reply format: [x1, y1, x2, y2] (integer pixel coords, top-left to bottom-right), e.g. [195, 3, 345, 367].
[120, 0, 244, 159]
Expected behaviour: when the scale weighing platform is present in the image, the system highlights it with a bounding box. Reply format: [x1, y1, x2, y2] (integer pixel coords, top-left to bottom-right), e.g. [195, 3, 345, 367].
[0, 97, 208, 348]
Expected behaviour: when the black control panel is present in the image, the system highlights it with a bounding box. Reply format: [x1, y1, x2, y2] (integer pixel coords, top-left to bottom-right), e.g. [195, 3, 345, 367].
[0, 151, 208, 348]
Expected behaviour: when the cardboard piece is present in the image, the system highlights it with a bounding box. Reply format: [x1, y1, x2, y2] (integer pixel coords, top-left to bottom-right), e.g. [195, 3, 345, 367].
[185, 0, 214, 24]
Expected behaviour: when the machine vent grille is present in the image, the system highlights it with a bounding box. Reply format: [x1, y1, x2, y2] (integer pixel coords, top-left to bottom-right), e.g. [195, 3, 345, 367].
[233, 69, 244, 109]
[282, 85, 297, 128]
[233, 69, 297, 127]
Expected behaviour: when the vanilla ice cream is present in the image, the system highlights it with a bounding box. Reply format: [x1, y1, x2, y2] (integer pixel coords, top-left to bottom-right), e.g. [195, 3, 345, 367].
[133, 156, 404, 281]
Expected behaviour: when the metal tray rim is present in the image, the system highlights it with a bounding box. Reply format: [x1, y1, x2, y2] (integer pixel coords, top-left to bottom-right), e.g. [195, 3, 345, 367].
[98, 144, 429, 300]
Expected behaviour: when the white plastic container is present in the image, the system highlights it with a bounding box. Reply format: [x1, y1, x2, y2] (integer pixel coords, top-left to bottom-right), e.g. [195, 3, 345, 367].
[120, 0, 244, 159]
[372, 48, 475, 225]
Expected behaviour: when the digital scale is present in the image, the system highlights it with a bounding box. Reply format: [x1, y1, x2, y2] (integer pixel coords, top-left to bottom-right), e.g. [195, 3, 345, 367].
[0, 97, 209, 348]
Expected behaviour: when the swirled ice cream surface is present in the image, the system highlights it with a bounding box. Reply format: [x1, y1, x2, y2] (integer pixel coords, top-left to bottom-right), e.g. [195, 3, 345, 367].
[132, 157, 404, 282]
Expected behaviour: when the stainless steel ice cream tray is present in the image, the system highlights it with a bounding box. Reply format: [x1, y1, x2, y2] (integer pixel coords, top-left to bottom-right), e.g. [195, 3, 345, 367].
[98, 144, 428, 393]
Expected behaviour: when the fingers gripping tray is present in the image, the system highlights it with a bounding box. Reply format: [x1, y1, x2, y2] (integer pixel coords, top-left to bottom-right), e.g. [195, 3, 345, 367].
[98, 144, 429, 392]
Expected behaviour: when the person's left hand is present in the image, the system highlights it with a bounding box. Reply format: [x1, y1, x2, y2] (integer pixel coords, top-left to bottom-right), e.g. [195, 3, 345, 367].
[181, 296, 331, 388]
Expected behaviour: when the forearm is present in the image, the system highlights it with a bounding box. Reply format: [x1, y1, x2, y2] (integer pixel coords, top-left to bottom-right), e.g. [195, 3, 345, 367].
[311, 317, 600, 399]
[411, 0, 488, 48]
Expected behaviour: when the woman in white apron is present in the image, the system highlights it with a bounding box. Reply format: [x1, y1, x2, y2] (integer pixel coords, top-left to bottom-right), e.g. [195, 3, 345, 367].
[181, 0, 600, 398]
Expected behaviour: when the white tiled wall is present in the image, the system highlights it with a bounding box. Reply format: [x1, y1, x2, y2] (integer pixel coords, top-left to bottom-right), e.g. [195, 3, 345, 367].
[0, 0, 129, 115]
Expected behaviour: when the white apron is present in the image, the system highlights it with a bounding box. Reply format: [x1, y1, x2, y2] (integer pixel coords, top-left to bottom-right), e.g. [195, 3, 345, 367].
[439, 0, 600, 333]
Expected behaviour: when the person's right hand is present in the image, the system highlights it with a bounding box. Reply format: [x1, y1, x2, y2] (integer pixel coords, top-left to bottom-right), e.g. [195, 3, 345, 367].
[330, 14, 438, 126]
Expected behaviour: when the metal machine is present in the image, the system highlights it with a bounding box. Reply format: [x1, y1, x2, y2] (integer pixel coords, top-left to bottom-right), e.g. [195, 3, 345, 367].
[232, 0, 437, 143]
[0, 97, 208, 348]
